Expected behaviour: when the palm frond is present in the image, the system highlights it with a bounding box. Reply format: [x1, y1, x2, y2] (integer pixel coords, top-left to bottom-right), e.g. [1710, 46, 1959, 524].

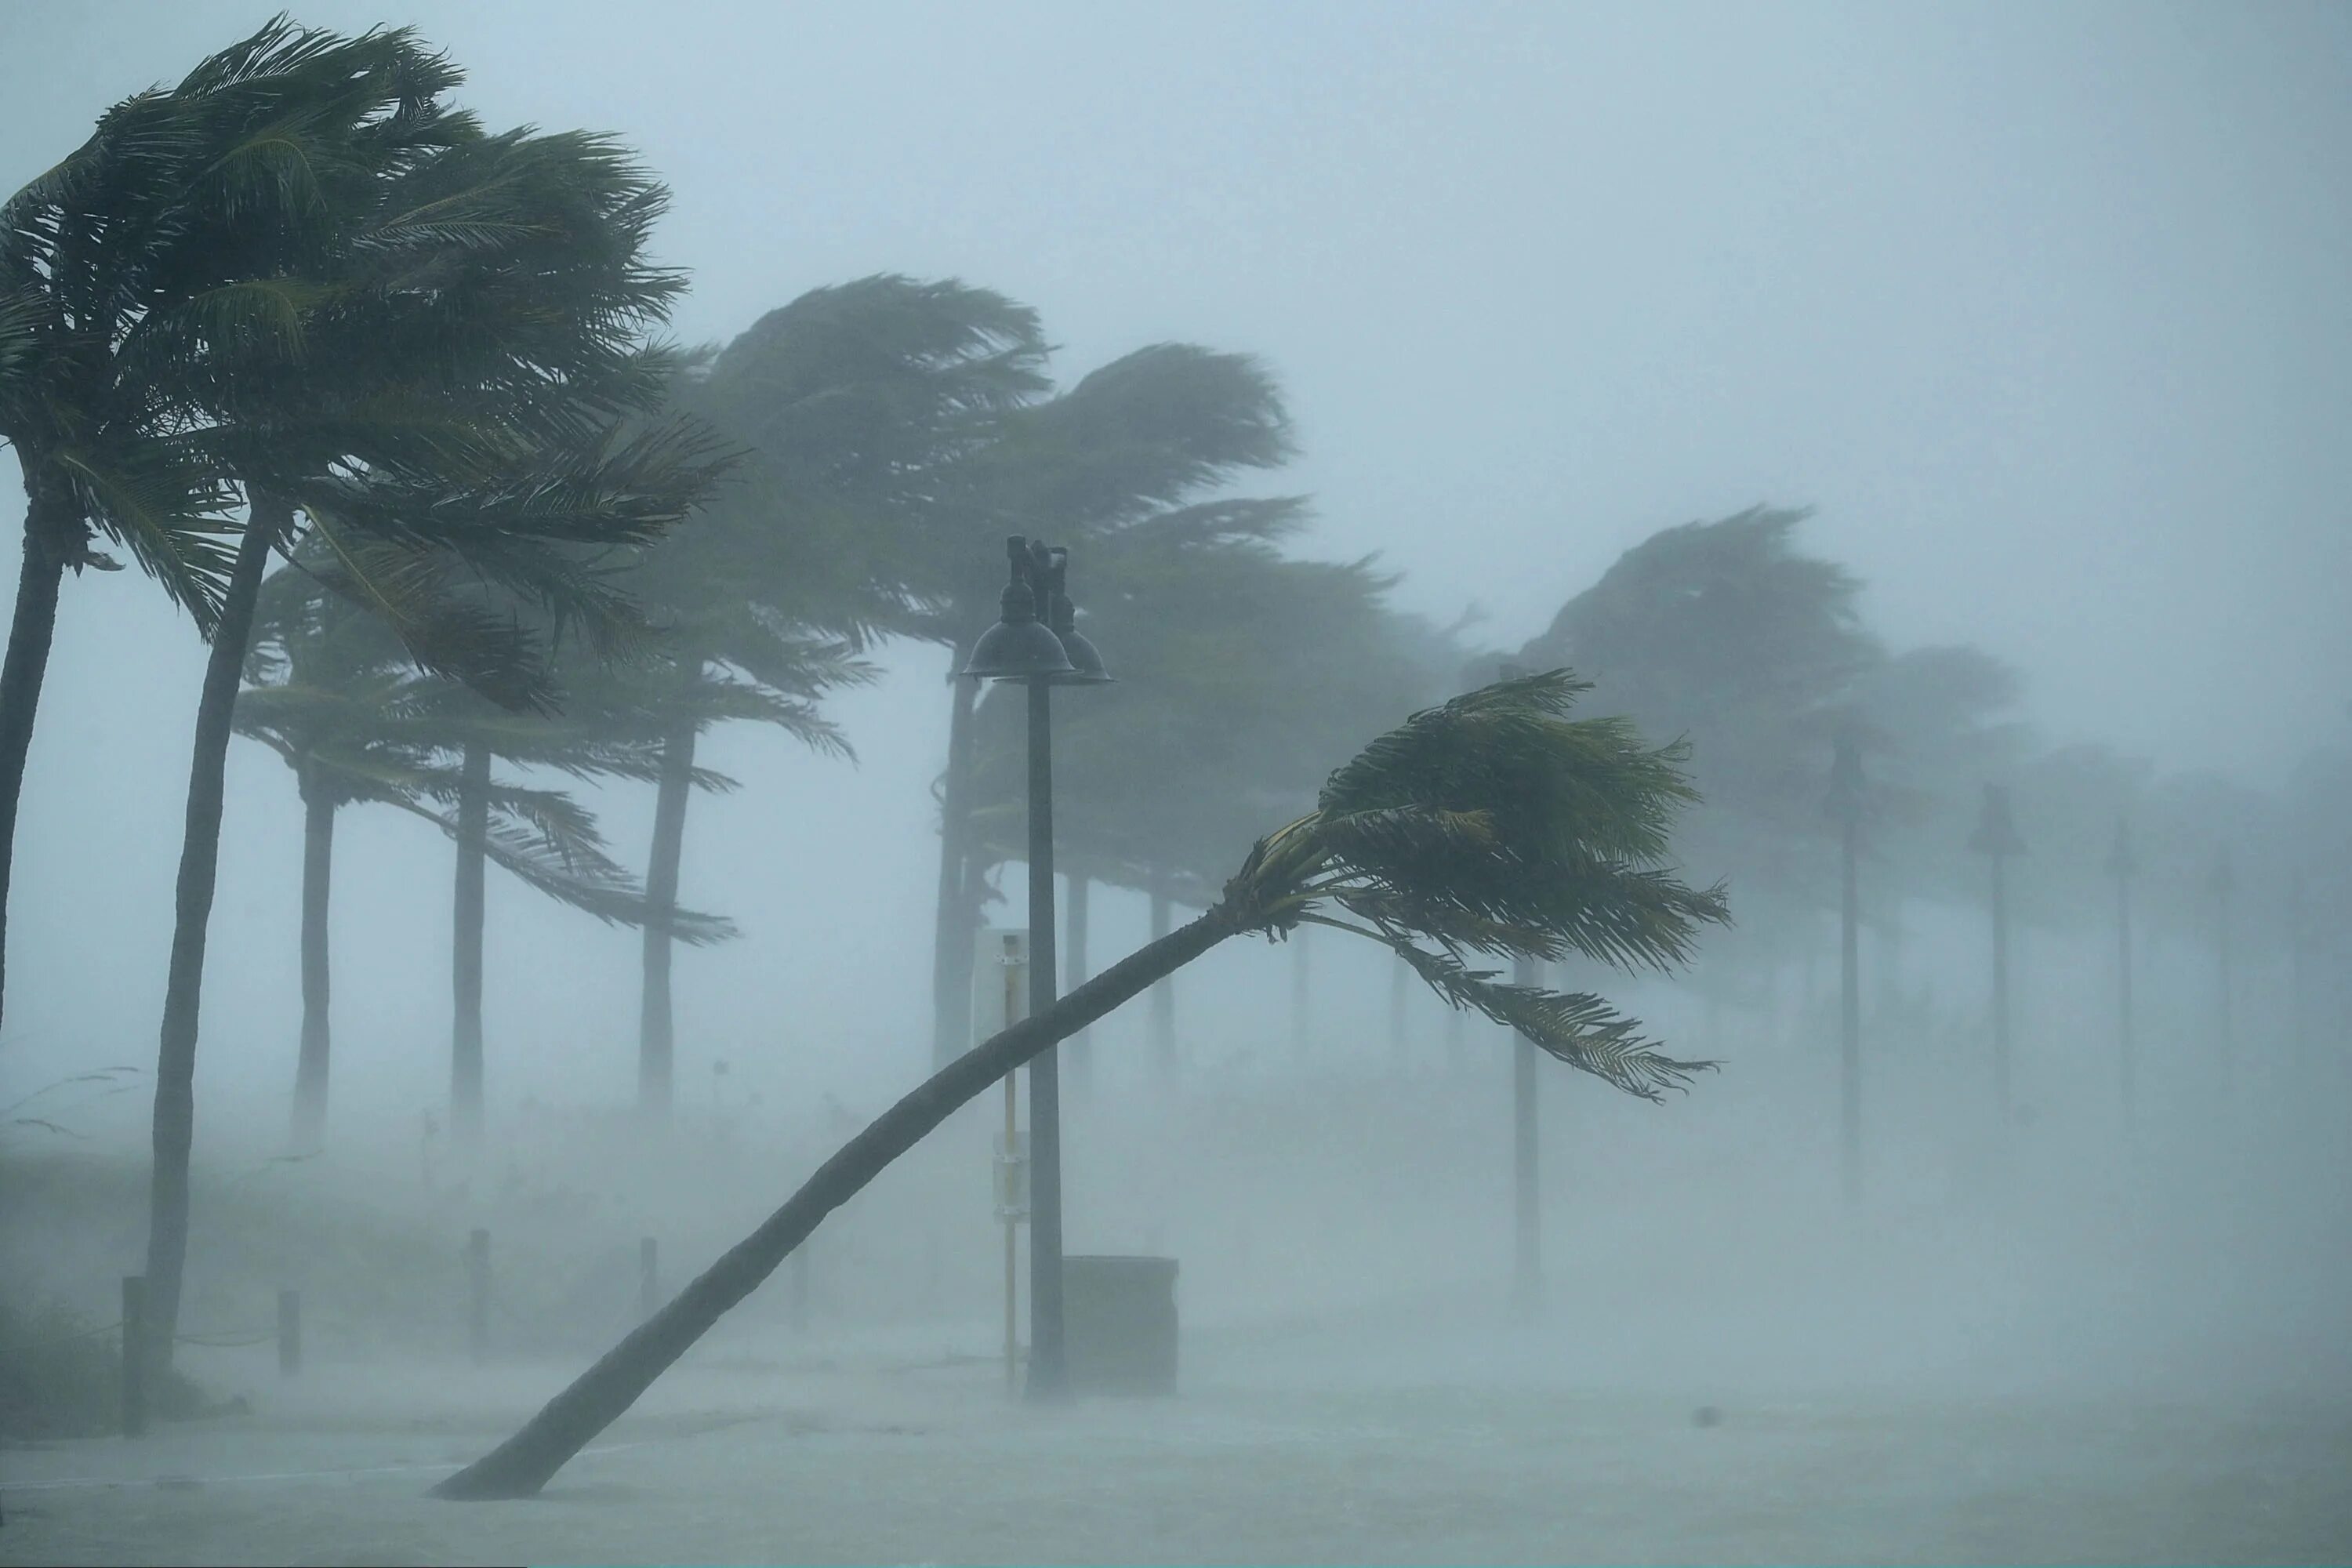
[1201, 668, 1730, 1098]
[1387, 942, 1715, 1101]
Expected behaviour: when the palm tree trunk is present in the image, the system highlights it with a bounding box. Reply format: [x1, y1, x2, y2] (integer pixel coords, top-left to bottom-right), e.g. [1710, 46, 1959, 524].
[931, 666, 981, 1068]
[434, 900, 1239, 1501]
[638, 690, 699, 1120]
[451, 743, 489, 1151]
[1065, 869, 1091, 1093]
[0, 480, 76, 1037]
[144, 497, 285, 1370]
[289, 775, 336, 1151]
[1148, 878, 1175, 1071]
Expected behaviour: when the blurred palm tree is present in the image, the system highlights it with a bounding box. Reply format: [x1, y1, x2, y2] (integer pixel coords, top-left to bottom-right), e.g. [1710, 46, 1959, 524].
[1521, 506, 1882, 1009]
[236, 561, 734, 1149]
[435, 667, 1732, 1500]
[924, 341, 1301, 1064]
[964, 526, 1458, 1070]
[660, 277, 1054, 1076]
[5, 19, 732, 1369]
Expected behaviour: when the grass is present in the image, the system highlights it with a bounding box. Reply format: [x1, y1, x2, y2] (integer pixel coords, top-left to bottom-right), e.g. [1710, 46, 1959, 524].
[0, 1294, 215, 1440]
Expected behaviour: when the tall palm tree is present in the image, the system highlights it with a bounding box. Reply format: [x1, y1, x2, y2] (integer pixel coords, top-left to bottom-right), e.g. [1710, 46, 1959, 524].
[116, 20, 727, 1369]
[962, 524, 1456, 1068]
[658, 277, 1057, 1072]
[924, 343, 1300, 1064]
[1521, 506, 1883, 1011]
[579, 309, 997, 1117]
[434, 669, 1730, 1498]
[0, 19, 471, 1036]
[236, 561, 734, 1149]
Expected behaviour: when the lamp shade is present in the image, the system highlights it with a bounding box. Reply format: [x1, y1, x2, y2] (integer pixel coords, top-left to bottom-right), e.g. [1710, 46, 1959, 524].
[961, 535, 1076, 681]
[1047, 625, 1112, 684]
[965, 619, 1076, 681]
[1037, 545, 1112, 684]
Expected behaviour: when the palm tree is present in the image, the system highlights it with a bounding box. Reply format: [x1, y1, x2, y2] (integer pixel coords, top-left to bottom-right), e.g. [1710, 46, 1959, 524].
[432, 668, 1730, 1498]
[924, 344, 1301, 1065]
[431, 684, 740, 1149]
[1522, 506, 1882, 1017]
[583, 314, 978, 1118]
[654, 277, 1058, 1073]
[236, 562, 734, 1149]
[0, 20, 467, 1035]
[962, 528, 1457, 1069]
[118, 21, 726, 1368]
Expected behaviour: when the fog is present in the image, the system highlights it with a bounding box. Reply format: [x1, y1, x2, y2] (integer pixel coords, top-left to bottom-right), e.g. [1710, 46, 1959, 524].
[2, 2, 2350, 1563]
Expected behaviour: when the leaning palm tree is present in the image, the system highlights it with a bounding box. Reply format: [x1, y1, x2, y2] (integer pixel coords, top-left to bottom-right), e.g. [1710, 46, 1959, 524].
[924, 346, 1302, 1065]
[962, 524, 1453, 1069]
[432, 668, 1730, 1499]
[0, 19, 469, 1036]
[663, 277, 1054, 1072]
[125, 20, 728, 1369]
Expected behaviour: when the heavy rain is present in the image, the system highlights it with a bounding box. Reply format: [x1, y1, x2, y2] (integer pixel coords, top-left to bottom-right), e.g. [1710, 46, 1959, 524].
[1, 3, 2347, 1564]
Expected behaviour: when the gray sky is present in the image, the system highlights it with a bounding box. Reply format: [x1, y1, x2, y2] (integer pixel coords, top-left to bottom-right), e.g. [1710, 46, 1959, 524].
[7, 1, 2346, 768]
[2, 2, 2347, 1119]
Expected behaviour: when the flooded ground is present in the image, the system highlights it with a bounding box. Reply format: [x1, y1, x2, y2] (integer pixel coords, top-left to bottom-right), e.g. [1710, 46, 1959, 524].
[8, 1025, 2349, 1566]
[6, 1308, 2350, 1566]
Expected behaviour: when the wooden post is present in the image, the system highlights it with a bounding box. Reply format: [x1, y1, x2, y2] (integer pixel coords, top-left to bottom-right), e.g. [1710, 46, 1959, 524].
[466, 1228, 490, 1364]
[121, 1276, 149, 1437]
[277, 1287, 301, 1377]
[638, 1237, 659, 1323]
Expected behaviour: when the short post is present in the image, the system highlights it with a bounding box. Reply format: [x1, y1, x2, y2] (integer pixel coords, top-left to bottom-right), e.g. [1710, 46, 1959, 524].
[466, 1228, 490, 1365]
[639, 1237, 659, 1323]
[277, 1287, 301, 1377]
[121, 1275, 148, 1438]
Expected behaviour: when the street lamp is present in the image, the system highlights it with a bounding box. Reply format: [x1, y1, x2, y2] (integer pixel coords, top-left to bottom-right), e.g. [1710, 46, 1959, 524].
[960, 535, 1110, 1403]
[1967, 784, 2025, 1128]
[1824, 728, 1865, 1203]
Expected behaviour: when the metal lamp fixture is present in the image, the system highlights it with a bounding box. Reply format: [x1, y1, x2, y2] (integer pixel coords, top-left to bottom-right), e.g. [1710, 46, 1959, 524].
[953, 534, 1111, 1404]
[963, 535, 1076, 681]
[1037, 546, 1113, 685]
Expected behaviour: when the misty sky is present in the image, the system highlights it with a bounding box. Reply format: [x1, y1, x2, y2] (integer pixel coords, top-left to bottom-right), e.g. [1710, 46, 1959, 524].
[8, 1, 2345, 771]
[2, 2, 2347, 1120]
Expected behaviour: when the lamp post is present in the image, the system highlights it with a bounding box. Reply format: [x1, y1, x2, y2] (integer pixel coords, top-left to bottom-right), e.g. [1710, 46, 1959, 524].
[1825, 729, 1864, 1204]
[960, 535, 1110, 1403]
[2106, 818, 2137, 1134]
[1967, 783, 2024, 1127]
